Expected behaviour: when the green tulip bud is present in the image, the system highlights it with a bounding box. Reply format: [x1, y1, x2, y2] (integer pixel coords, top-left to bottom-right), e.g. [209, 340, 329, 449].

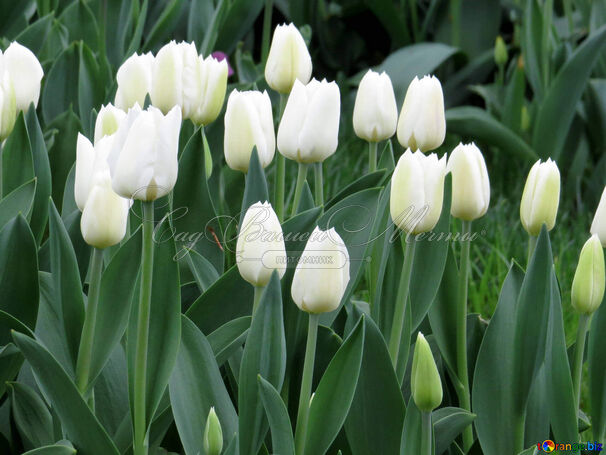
[571, 235, 605, 315]
[494, 36, 508, 67]
[203, 407, 223, 455]
[411, 333, 442, 412]
[520, 158, 560, 237]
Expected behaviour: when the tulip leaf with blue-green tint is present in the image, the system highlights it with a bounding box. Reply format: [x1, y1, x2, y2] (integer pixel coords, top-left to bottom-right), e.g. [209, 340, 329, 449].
[207, 315, 251, 366]
[22, 446, 76, 455]
[589, 296, 606, 442]
[240, 147, 269, 225]
[7, 381, 54, 449]
[258, 375, 295, 455]
[2, 112, 34, 197]
[0, 178, 37, 230]
[432, 407, 476, 455]
[400, 398, 433, 455]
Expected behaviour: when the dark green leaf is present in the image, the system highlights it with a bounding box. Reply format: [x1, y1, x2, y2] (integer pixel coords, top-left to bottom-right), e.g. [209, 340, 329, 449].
[208, 316, 251, 366]
[589, 295, 606, 442]
[433, 407, 476, 455]
[240, 147, 269, 226]
[2, 112, 34, 196]
[0, 178, 37, 230]
[7, 381, 54, 448]
[258, 375, 295, 455]
[22, 445, 76, 455]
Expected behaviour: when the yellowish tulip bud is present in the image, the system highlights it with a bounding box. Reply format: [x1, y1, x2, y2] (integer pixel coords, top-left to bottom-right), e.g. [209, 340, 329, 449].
[520, 159, 560, 236]
[411, 333, 442, 412]
[494, 36, 508, 67]
[571, 235, 605, 315]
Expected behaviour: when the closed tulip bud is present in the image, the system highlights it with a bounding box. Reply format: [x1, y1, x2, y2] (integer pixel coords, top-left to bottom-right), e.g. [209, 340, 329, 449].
[591, 186, 606, 247]
[94, 104, 126, 144]
[397, 75, 445, 152]
[571, 235, 605, 315]
[224, 90, 275, 172]
[390, 150, 446, 234]
[277, 78, 340, 163]
[75, 134, 113, 211]
[236, 201, 287, 287]
[494, 36, 508, 67]
[520, 159, 560, 236]
[203, 407, 223, 455]
[447, 143, 490, 221]
[265, 23, 312, 94]
[3, 42, 43, 112]
[107, 104, 182, 201]
[353, 70, 398, 142]
[80, 171, 129, 249]
[114, 52, 154, 110]
[0, 70, 15, 141]
[291, 227, 350, 314]
[411, 333, 442, 412]
[190, 54, 228, 126]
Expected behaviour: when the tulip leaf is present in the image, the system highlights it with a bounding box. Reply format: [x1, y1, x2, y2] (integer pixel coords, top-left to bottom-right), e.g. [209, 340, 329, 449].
[57, 0, 99, 51]
[589, 295, 606, 442]
[214, 0, 264, 54]
[238, 272, 287, 455]
[258, 375, 295, 455]
[12, 331, 120, 455]
[0, 343, 24, 400]
[41, 43, 79, 125]
[400, 398, 433, 455]
[7, 381, 54, 449]
[0, 178, 37, 230]
[78, 42, 106, 138]
[2, 112, 34, 197]
[432, 407, 476, 455]
[296, 180, 315, 214]
[169, 316, 238, 455]
[22, 446, 76, 455]
[207, 315, 251, 366]
[240, 147, 269, 226]
[185, 248, 221, 293]
[143, 0, 186, 51]
[304, 317, 365, 455]
[324, 170, 386, 211]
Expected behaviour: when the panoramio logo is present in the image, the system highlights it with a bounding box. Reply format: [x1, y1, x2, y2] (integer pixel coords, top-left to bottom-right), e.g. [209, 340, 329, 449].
[537, 439, 603, 452]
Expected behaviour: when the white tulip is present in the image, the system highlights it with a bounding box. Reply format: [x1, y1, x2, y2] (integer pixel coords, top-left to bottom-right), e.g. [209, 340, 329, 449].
[236, 201, 287, 287]
[0, 68, 15, 141]
[277, 78, 340, 163]
[571, 234, 605, 315]
[353, 70, 397, 142]
[390, 150, 447, 234]
[223, 90, 275, 172]
[265, 23, 312, 94]
[74, 134, 113, 211]
[3, 42, 43, 112]
[94, 104, 126, 144]
[447, 143, 490, 221]
[591, 186, 606, 247]
[397, 75, 446, 152]
[190, 54, 228, 126]
[520, 158, 560, 236]
[107, 104, 182, 201]
[291, 226, 350, 314]
[115, 52, 154, 110]
[80, 171, 129, 249]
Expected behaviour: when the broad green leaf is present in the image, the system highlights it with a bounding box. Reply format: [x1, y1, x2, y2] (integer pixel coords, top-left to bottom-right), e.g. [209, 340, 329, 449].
[240, 147, 269, 225]
[7, 381, 54, 449]
[400, 398, 430, 455]
[143, 0, 186, 51]
[78, 42, 106, 138]
[12, 332, 120, 455]
[520, 0, 544, 99]
[0, 0, 35, 38]
[296, 180, 314, 214]
[57, 0, 99, 50]
[238, 272, 287, 455]
[187, 0, 214, 46]
[304, 317, 365, 455]
[258, 375, 295, 455]
[22, 446, 76, 455]
[124, 0, 149, 58]
[0, 343, 23, 399]
[41, 43, 79, 125]
[169, 316, 238, 455]
[325, 170, 386, 211]
[0, 178, 37, 230]
[208, 316, 251, 366]
[589, 295, 606, 442]
[185, 249, 220, 293]
[2, 112, 34, 196]
[432, 407, 476, 455]
[501, 65, 527, 134]
[214, 0, 264, 54]
[13, 14, 53, 54]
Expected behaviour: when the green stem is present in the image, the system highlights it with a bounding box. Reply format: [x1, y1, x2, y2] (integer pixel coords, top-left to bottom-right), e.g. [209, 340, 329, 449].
[274, 94, 288, 221]
[75, 247, 105, 396]
[527, 235, 537, 267]
[408, 0, 419, 42]
[314, 162, 323, 207]
[388, 237, 416, 367]
[252, 285, 264, 315]
[261, 0, 274, 63]
[421, 411, 432, 455]
[294, 313, 319, 455]
[563, 0, 574, 37]
[291, 163, 308, 217]
[572, 313, 591, 417]
[133, 201, 155, 455]
[456, 220, 473, 451]
[0, 141, 3, 198]
[368, 141, 377, 173]
[450, 0, 462, 47]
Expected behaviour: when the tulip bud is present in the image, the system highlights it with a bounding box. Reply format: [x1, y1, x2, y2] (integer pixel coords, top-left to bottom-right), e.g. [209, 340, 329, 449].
[591, 186, 606, 247]
[0, 70, 15, 141]
[80, 171, 129, 249]
[277, 78, 340, 164]
[236, 201, 287, 287]
[190, 54, 228, 126]
[115, 52, 154, 110]
[571, 235, 605, 315]
[291, 226, 350, 314]
[447, 142, 490, 221]
[265, 23, 313, 94]
[94, 104, 126, 144]
[107, 104, 182, 201]
[224, 90, 275, 172]
[203, 407, 223, 455]
[396, 75, 445, 152]
[390, 150, 446, 234]
[520, 159, 560, 236]
[75, 134, 113, 211]
[3, 42, 43, 112]
[494, 36, 508, 67]
[353, 70, 398, 143]
[411, 333, 442, 412]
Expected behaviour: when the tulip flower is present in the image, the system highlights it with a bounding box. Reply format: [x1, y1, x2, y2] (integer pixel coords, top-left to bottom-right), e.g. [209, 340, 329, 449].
[224, 90, 275, 172]
[291, 226, 350, 314]
[190, 54, 228, 126]
[265, 23, 312, 94]
[236, 201, 287, 290]
[107, 104, 182, 201]
[75, 133, 113, 211]
[520, 158, 560, 237]
[115, 52, 154, 110]
[411, 333, 443, 412]
[447, 142, 490, 221]
[591, 186, 606, 247]
[397, 75, 445, 152]
[390, 149, 446, 235]
[94, 104, 126, 144]
[353, 70, 398, 143]
[203, 407, 223, 455]
[572, 235, 605, 315]
[0, 70, 15, 141]
[3, 42, 43, 112]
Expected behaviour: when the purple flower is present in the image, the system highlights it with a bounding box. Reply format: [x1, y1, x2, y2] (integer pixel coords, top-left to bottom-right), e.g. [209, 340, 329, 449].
[211, 51, 234, 77]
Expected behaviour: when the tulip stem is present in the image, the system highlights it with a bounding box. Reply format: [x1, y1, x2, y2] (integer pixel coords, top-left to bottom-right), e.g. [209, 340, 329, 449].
[133, 201, 155, 455]
[75, 247, 104, 397]
[274, 94, 288, 222]
[291, 163, 308, 217]
[527, 234, 537, 267]
[388, 236, 416, 368]
[456, 220, 473, 451]
[252, 285, 264, 315]
[294, 313, 319, 455]
[572, 313, 591, 419]
[421, 411, 432, 455]
[368, 141, 377, 173]
[261, 0, 274, 63]
[314, 162, 323, 207]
